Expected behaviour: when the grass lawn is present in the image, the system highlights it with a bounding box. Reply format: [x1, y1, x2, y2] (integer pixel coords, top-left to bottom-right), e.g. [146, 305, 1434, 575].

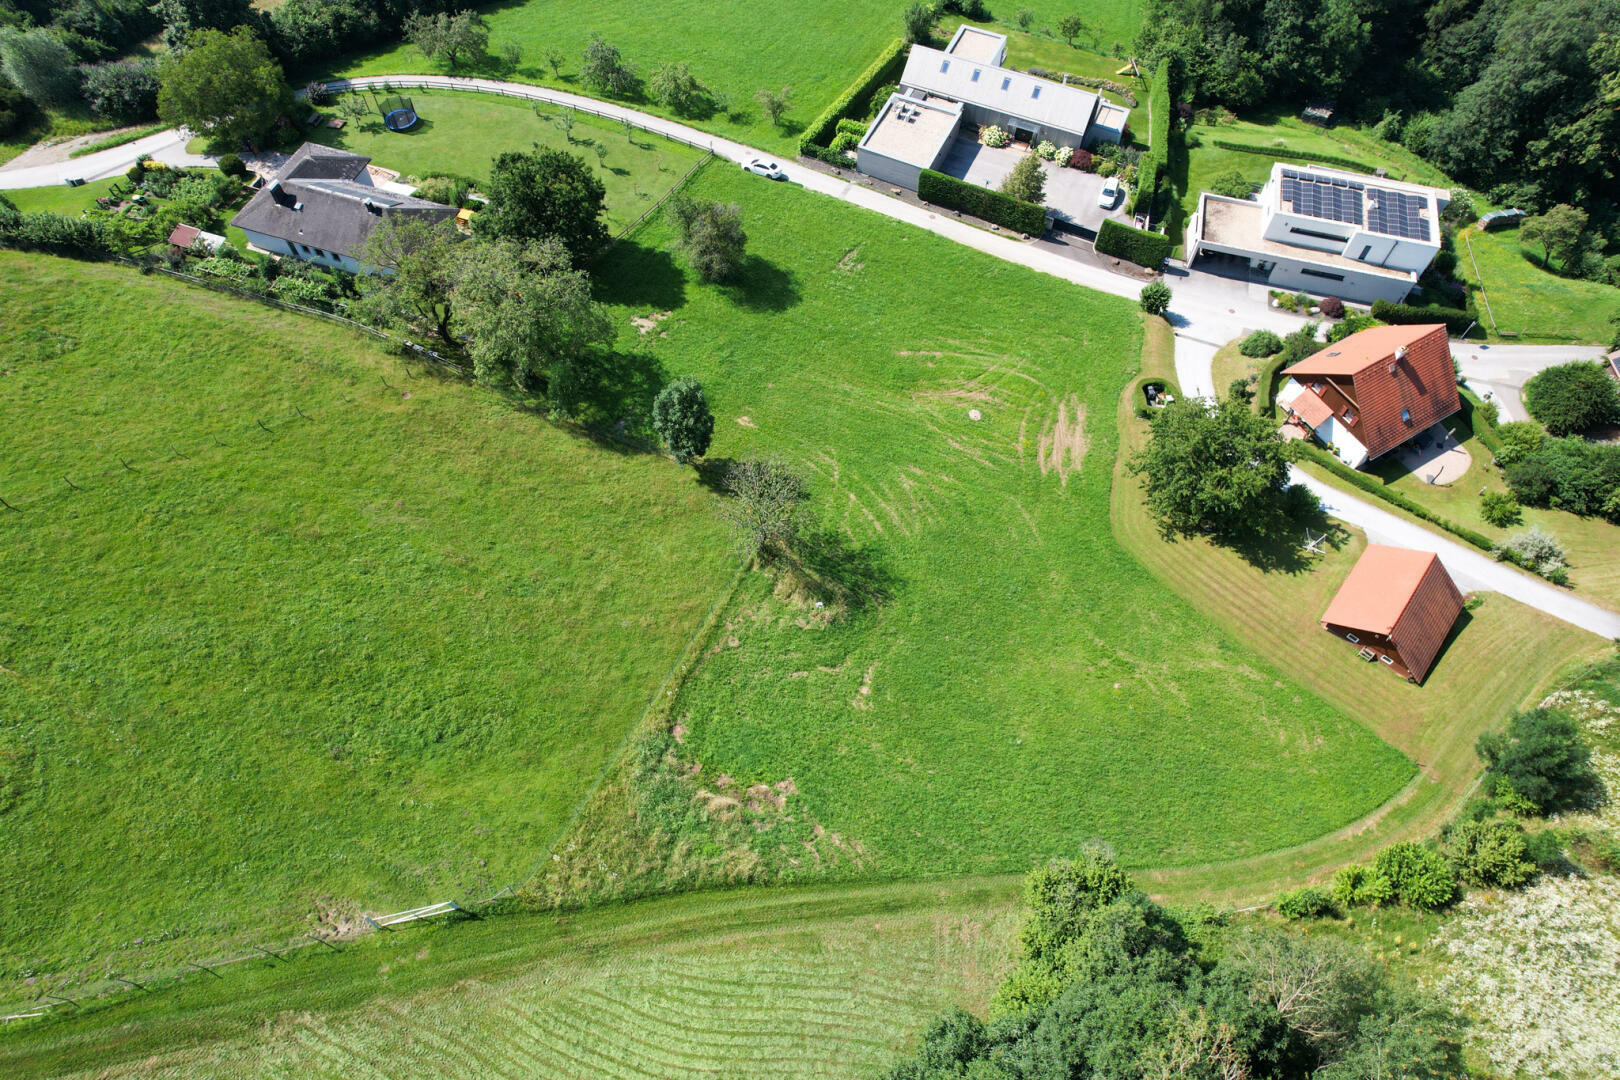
[307, 90, 706, 233]
[971, 0, 1147, 57]
[2, 177, 121, 215]
[537, 161, 1417, 901]
[1112, 320, 1608, 902]
[1459, 224, 1620, 343]
[0, 877, 1021, 1079]
[329, 0, 905, 156]
[0, 252, 737, 987]
[1210, 337, 1257, 400]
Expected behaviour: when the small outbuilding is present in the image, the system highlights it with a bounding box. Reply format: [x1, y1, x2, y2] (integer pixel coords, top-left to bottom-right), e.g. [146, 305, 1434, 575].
[1320, 544, 1464, 683]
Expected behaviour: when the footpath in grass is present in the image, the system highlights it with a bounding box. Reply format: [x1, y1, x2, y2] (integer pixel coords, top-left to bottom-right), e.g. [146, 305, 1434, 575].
[549, 164, 1415, 899]
[307, 90, 706, 232]
[0, 252, 736, 985]
[330, 0, 904, 155]
[0, 877, 1022, 1080]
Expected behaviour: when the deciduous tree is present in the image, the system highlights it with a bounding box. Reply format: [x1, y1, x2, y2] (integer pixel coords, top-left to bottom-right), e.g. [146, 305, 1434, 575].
[1000, 151, 1046, 203]
[649, 61, 709, 115]
[1477, 707, 1600, 813]
[1129, 397, 1291, 541]
[668, 194, 747, 282]
[403, 9, 488, 72]
[156, 27, 290, 149]
[0, 27, 81, 109]
[353, 214, 464, 343]
[718, 456, 811, 560]
[651, 377, 715, 463]
[580, 33, 637, 96]
[1519, 204, 1588, 270]
[473, 148, 609, 265]
[755, 85, 792, 127]
[1523, 359, 1620, 435]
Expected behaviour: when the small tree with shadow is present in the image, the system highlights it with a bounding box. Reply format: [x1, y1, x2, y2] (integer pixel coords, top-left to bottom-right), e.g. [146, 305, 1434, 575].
[403, 10, 489, 72]
[718, 456, 811, 562]
[1058, 14, 1090, 47]
[1000, 152, 1046, 203]
[1129, 397, 1292, 543]
[545, 48, 566, 78]
[1139, 280, 1171, 315]
[903, 0, 934, 43]
[581, 33, 638, 97]
[649, 61, 710, 116]
[756, 85, 793, 127]
[668, 193, 747, 282]
[1478, 707, 1601, 814]
[651, 377, 715, 464]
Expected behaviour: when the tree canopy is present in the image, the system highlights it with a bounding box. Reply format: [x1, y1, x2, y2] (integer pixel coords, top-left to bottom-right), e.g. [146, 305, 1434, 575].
[651, 377, 716, 464]
[1522, 359, 1620, 435]
[0, 27, 82, 108]
[403, 9, 488, 71]
[1477, 706, 1601, 812]
[669, 194, 748, 282]
[156, 26, 290, 149]
[1129, 397, 1293, 541]
[473, 148, 609, 265]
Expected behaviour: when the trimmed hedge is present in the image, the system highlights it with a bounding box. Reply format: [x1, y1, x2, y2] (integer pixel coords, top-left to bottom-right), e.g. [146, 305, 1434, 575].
[1129, 373, 1182, 417]
[1457, 387, 1504, 457]
[1370, 298, 1477, 337]
[1256, 350, 1294, 414]
[1130, 59, 1172, 217]
[1210, 140, 1377, 174]
[1293, 442, 1497, 552]
[917, 169, 1047, 235]
[1095, 218, 1171, 267]
[799, 37, 908, 155]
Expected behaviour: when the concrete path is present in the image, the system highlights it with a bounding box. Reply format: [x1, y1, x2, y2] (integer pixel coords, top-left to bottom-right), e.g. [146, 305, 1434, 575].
[0, 128, 214, 190]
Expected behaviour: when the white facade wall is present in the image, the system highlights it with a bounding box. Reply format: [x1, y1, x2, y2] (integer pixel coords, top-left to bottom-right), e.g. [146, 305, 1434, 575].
[1262, 257, 1414, 305]
[855, 148, 923, 190]
[239, 228, 370, 275]
[1315, 415, 1369, 468]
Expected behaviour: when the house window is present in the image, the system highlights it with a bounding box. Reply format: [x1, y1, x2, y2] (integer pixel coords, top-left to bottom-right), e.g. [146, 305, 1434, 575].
[1290, 227, 1350, 243]
[1001, 77, 1011, 90]
[1380, 655, 1396, 666]
[1345, 633, 1360, 643]
[940, 60, 950, 73]
[971, 69, 981, 82]
[1343, 408, 1357, 424]
[1401, 409, 1412, 423]
[1299, 268, 1346, 281]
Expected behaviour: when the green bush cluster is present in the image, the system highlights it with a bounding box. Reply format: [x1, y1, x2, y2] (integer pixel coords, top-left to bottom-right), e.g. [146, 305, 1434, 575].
[1095, 218, 1171, 267]
[1209, 140, 1377, 173]
[798, 37, 908, 156]
[1440, 819, 1539, 888]
[1523, 360, 1620, 436]
[1504, 436, 1620, 520]
[1326, 313, 1382, 342]
[216, 153, 248, 179]
[1369, 298, 1477, 336]
[0, 205, 113, 258]
[1478, 707, 1600, 814]
[1332, 843, 1456, 911]
[1239, 329, 1282, 357]
[1274, 885, 1334, 919]
[1480, 490, 1522, 527]
[917, 170, 1047, 235]
[1130, 58, 1173, 217]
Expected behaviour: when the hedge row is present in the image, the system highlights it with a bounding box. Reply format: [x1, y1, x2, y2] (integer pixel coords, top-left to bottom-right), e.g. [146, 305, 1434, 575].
[1293, 442, 1496, 552]
[917, 169, 1047, 235]
[1256, 350, 1294, 414]
[1370, 298, 1477, 337]
[1131, 59, 1172, 217]
[1209, 140, 1377, 174]
[799, 37, 908, 155]
[1457, 387, 1504, 457]
[1095, 218, 1171, 267]
[0, 206, 113, 258]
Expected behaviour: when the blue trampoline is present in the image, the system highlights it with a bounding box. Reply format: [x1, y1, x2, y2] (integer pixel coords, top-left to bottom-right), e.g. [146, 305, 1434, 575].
[379, 94, 418, 132]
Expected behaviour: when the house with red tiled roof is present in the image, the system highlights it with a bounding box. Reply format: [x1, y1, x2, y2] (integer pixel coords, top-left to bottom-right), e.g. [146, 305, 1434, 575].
[1277, 323, 1460, 468]
[1321, 544, 1464, 683]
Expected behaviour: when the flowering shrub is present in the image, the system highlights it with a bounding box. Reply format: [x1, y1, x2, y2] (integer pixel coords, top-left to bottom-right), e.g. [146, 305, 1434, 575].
[980, 125, 1008, 148]
[1035, 140, 1057, 160]
[1053, 146, 1072, 167]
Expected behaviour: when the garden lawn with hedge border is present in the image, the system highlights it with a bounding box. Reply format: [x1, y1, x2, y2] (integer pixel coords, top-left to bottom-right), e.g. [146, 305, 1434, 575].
[0, 251, 737, 985]
[584, 164, 1415, 884]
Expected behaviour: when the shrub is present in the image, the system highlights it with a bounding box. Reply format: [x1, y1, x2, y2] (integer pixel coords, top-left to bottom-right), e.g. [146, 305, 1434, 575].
[1480, 491, 1521, 527]
[1331, 863, 1393, 908]
[1000, 152, 1046, 203]
[1228, 377, 1255, 404]
[412, 174, 473, 207]
[979, 124, 1009, 148]
[1239, 330, 1283, 357]
[799, 38, 907, 153]
[1035, 139, 1057, 161]
[1053, 146, 1072, 167]
[668, 194, 747, 282]
[126, 159, 148, 184]
[1069, 147, 1093, 171]
[1370, 298, 1476, 337]
[216, 153, 247, 179]
[835, 117, 867, 138]
[1096, 158, 1117, 179]
[1442, 820, 1538, 889]
[1372, 842, 1456, 910]
[1317, 296, 1345, 319]
[917, 169, 1045, 234]
[1503, 437, 1620, 517]
[829, 130, 860, 154]
[1208, 168, 1252, 199]
[1477, 707, 1600, 814]
[1274, 886, 1333, 919]
[651, 377, 715, 463]
[1522, 361, 1620, 436]
[1497, 525, 1567, 573]
[80, 58, 160, 123]
[1494, 421, 1545, 465]
[1095, 219, 1171, 268]
[1139, 280, 1171, 315]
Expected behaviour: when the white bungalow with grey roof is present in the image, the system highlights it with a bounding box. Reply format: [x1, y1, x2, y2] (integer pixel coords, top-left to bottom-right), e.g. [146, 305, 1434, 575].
[230, 143, 457, 274]
[1186, 162, 1451, 304]
[856, 25, 1127, 191]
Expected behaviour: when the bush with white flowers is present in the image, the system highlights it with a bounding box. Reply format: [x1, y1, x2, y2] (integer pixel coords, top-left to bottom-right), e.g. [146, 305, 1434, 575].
[980, 125, 1008, 148]
[1053, 145, 1073, 166]
[1035, 140, 1058, 160]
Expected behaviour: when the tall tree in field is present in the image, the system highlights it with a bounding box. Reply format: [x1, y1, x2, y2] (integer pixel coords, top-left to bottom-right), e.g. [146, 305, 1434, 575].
[473, 148, 609, 265]
[452, 236, 614, 408]
[755, 85, 792, 127]
[651, 378, 715, 463]
[668, 194, 747, 282]
[403, 10, 489, 72]
[1519, 204, 1588, 270]
[580, 33, 637, 96]
[1058, 14, 1089, 47]
[157, 27, 290, 149]
[1129, 397, 1291, 541]
[719, 456, 811, 560]
[0, 28, 81, 108]
[353, 215, 464, 343]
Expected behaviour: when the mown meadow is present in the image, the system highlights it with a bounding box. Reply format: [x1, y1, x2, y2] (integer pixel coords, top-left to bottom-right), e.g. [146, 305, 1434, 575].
[0, 252, 736, 984]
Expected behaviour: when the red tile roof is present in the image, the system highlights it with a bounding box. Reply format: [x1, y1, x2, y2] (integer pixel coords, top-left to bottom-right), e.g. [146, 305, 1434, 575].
[167, 223, 201, 248]
[1290, 388, 1334, 428]
[1284, 324, 1459, 460]
[1321, 545, 1464, 682]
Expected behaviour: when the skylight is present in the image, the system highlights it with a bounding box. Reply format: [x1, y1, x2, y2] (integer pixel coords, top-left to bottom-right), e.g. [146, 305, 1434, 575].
[970, 69, 980, 82]
[1001, 77, 1011, 90]
[940, 60, 950, 73]
[1031, 86, 1041, 99]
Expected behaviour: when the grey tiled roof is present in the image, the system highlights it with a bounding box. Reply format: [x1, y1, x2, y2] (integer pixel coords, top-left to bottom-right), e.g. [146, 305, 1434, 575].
[230, 143, 455, 260]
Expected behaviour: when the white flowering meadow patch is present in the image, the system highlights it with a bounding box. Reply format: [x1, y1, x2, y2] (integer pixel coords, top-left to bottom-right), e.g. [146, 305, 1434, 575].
[1433, 688, 1620, 1078]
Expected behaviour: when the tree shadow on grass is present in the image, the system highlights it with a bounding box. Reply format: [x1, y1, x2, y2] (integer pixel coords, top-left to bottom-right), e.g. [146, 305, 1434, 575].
[1219, 497, 1351, 574]
[786, 528, 902, 614]
[572, 347, 669, 443]
[593, 241, 687, 311]
[719, 255, 801, 312]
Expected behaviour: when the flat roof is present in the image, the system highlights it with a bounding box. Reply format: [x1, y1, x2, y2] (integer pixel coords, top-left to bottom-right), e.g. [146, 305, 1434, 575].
[1198, 195, 1414, 281]
[1094, 103, 1128, 129]
[859, 94, 960, 168]
[946, 26, 1006, 64]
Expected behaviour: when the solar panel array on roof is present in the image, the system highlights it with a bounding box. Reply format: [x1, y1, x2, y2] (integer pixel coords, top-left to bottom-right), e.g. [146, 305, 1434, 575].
[1365, 186, 1431, 241]
[1279, 168, 1364, 226]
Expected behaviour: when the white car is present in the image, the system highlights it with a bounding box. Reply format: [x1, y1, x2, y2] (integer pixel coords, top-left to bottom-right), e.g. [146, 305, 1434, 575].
[1098, 178, 1121, 209]
[741, 157, 786, 180]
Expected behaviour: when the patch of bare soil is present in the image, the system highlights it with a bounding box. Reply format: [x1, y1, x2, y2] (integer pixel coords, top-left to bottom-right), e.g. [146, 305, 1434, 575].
[837, 246, 865, 272]
[306, 897, 365, 941]
[735, 415, 757, 428]
[1037, 394, 1088, 486]
[630, 310, 671, 335]
[0, 125, 150, 172]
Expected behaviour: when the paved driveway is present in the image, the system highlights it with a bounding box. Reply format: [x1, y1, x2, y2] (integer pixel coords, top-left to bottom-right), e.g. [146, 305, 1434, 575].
[936, 138, 1127, 233]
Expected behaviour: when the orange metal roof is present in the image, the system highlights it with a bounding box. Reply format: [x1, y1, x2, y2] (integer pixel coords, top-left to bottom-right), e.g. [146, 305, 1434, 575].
[1290, 388, 1334, 428]
[1321, 544, 1464, 682]
[1283, 324, 1460, 460]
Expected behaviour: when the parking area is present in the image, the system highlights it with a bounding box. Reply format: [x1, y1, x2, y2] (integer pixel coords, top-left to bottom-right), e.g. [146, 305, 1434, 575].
[937, 137, 1131, 234]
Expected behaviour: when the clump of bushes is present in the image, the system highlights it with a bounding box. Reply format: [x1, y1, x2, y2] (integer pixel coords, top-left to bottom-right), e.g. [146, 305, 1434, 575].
[1503, 436, 1620, 520]
[1240, 329, 1282, 357]
[1095, 219, 1171, 268]
[1327, 313, 1383, 342]
[1208, 168, 1253, 199]
[1034, 139, 1058, 160]
[1440, 819, 1539, 888]
[1139, 280, 1171, 315]
[1477, 707, 1600, 814]
[1331, 862, 1393, 908]
[1523, 360, 1620, 436]
[217, 153, 248, 179]
[1495, 525, 1567, 577]
[1317, 296, 1346, 318]
[1330, 843, 1456, 911]
[1480, 490, 1522, 527]
[1068, 147, 1093, 171]
[1274, 885, 1334, 919]
[979, 124, 1009, 147]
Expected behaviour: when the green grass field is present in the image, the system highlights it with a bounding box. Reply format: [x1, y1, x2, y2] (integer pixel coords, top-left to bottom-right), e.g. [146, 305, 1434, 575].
[0, 252, 737, 985]
[308, 90, 705, 232]
[536, 162, 1417, 900]
[2, 177, 121, 215]
[330, 0, 906, 155]
[1460, 225, 1620, 343]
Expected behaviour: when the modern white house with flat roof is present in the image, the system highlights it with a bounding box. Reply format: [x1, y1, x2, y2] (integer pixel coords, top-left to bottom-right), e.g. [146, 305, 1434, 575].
[856, 25, 1127, 191]
[1185, 163, 1451, 304]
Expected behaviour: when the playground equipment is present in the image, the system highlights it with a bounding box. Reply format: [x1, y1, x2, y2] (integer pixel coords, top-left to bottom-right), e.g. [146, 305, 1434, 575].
[378, 93, 419, 132]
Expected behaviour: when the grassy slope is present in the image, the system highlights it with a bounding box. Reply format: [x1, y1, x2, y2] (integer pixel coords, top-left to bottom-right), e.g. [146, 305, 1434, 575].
[0, 253, 736, 982]
[331, 0, 904, 155]
[590, 164, 1414, 883]
[0, 878, 1022, 1079]
[1114, 320, 1607, 900]
[3, 178, 121, 215]
[1460, 224, 1620, 344]
[306, 90, 704, 232]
